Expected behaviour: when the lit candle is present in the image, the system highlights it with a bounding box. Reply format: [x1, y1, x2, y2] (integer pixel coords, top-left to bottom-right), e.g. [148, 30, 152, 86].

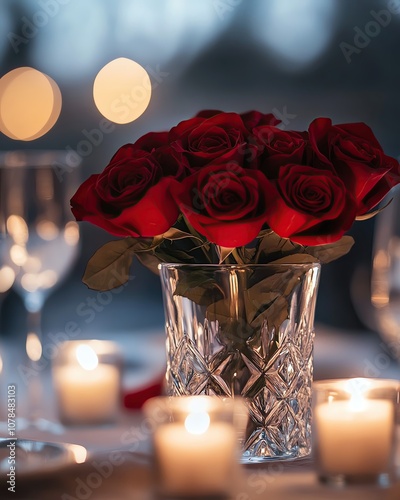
[314, 380, 395, 477]
[148, 397, 238, 497]
[53, 343, 120, 425]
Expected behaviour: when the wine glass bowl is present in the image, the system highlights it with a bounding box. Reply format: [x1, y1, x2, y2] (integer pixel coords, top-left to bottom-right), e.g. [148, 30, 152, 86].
[371, 186, 400, 359]
[0, 150, 81, 428]
[0, 151, 80, 315]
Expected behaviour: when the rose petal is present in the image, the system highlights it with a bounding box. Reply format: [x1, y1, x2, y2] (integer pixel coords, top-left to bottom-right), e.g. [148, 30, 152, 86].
[174, 164, 269, 247]
[264, 164, 357, 245]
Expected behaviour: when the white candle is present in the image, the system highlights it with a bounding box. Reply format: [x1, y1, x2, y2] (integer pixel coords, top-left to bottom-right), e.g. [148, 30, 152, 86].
[154, 412, 237, 496]
[315, 399, 394, 475]
[54, 344, 120, 424]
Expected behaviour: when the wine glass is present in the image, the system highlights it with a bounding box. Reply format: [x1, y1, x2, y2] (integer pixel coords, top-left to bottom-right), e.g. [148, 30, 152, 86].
[371, 185, 400, 361]
[0, 150, 81, 429]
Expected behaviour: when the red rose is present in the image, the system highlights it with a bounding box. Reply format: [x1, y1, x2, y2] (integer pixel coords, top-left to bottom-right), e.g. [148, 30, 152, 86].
[195, 109, 280, 131]
[173, 163, 270, 247]
[254, 126, 309, 177]
[195, 109, 225, 118]
[309, 118, 400, 214]
[71, 145, 179, 237]
[152, 145, 192, 180]
[239, 110, 281, 131]
[264, 164, 357, 245]
[131, 131, 169, 152]
[120, 132, 191, 179]
[169, 112, 250, 167]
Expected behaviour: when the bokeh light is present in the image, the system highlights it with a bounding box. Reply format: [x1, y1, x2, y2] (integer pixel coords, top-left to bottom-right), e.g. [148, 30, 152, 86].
[30, 0, 232, 82]
[93, 57, 151, 124]
[0, 266, 15, 293]
[0, 67, 62, 140]
[7, 215, 29, 245]
[251, 0, 337, 71]
[64, 221, 80, 246]
[26, 332, 42, 362]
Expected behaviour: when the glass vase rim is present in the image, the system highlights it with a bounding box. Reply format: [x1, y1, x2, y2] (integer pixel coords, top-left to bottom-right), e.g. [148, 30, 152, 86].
[159, 262, 321, 271]
[0, 150, 81, 169]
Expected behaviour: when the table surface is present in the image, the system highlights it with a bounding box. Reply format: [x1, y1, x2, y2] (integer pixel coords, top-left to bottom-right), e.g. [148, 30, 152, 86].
[5, 425, 400, 500]
[1, 324, 400, 500]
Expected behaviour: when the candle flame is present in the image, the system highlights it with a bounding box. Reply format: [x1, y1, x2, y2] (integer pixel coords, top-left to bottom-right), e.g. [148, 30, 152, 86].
[345, 378, 371, 412]
[348, 394, 368, 412]
[344, 378, 371, 396]
[184, 411, 210, 435]
[69, 444, 87, 464]
[76, 344, 98, 371]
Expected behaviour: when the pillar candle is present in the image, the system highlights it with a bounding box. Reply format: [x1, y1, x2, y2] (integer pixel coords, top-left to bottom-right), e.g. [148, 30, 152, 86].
[53, 343, 120, 425]
[315, 399, 393, 476]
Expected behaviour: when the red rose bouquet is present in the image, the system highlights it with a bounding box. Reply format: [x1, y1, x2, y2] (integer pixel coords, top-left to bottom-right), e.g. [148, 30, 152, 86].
[71, 110, 400, 291]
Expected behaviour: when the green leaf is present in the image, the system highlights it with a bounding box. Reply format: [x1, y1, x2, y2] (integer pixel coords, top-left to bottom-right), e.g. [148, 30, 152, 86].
[173, 270, 225, 307]
[245, 267, 295, 293]
[355, 198, 393, 221]
[129, 237, 158, 253]
[255, 232, 303, 262]
[82, 237, 157, 290]
[161, 227, 204, 243]
[155, 248, 195, 264]
[135, 252, 164, 275]
[137, 244, 197, 276]
[257, 229, 273, 238]
[179, 285, 224, 307]
[83, 239, 136, 290]
[304, 236, 355, 264]
[183, 219, 208, 242]
[244, 290, 281, 324]
[237, 246, 256, 263]
[249, 295, 289, 331]
[206, 299, 253, 344]
[271, 254, 319, 265]
[245, 271, 294, 299]
[244, 267, 307, 330]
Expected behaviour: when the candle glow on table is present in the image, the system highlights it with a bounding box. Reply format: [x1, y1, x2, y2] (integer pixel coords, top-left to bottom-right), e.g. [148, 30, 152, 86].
[149, 396, 238, 497]
[314, 379, 395, 477]
[53, 342, 120, 425]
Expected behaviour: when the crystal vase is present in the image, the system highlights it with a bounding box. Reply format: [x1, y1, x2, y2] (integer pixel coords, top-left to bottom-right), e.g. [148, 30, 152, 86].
[159, 263, 320, 462]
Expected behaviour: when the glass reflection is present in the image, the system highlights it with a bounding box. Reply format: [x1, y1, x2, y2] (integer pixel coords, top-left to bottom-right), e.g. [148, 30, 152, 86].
[371, 186, 400, 359]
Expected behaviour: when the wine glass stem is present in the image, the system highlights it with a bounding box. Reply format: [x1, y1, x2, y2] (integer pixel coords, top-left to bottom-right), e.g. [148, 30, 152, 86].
[26, 309, 43, 422]
[28, 310, 41, 338]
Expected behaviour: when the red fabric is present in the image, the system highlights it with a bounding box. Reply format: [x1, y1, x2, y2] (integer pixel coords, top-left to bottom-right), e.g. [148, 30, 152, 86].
[123, 379, 164, 410]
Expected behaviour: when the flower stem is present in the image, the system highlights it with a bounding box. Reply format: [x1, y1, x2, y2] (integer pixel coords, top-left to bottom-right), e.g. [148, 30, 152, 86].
[232, 248, 245, 265]
[184, 218, 213, 263]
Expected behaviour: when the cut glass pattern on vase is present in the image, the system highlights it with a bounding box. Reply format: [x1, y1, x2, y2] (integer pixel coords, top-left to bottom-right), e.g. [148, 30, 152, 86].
[160, 263, 320, 462]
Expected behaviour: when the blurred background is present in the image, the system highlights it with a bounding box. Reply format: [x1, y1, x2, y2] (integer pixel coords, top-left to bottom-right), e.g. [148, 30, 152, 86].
[1, 0, 400, 343]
